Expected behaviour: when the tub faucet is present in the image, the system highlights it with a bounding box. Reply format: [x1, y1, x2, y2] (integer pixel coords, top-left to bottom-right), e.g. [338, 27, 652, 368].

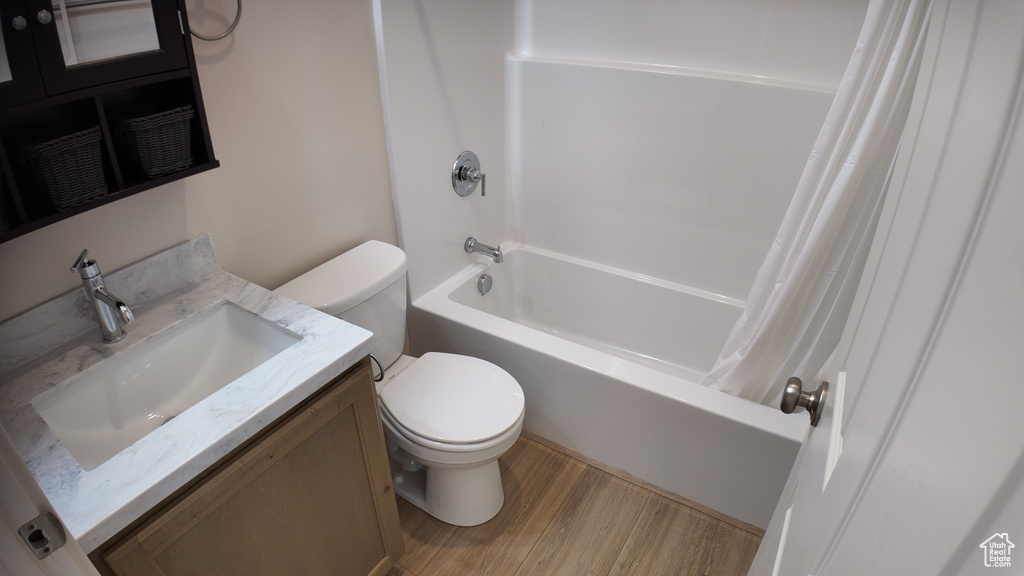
[465, 237, 503, 263]
[71, 249, 135, 343]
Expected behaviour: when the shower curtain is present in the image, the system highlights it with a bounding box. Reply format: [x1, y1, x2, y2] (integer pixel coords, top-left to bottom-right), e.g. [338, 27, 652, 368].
[702, 0, 933, 405]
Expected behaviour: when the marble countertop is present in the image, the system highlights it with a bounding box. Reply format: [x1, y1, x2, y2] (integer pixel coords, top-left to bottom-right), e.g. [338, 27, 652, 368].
[0, 235, 372, 554]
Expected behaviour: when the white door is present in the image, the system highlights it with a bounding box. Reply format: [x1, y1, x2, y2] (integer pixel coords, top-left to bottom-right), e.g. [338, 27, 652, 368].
[751, 1, 1024, 575]
[0, 426, 98, 576]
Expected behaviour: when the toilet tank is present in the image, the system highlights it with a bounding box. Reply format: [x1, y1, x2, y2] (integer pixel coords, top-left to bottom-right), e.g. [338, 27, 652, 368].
[274, 240, 407, 369]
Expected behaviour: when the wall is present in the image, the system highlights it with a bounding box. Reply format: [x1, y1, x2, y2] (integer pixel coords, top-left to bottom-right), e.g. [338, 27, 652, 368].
[512, 61, 835, 300]
[521, 0, 867, 86]
[513, 0, 866, 301]
[0, 0, 396, 322]
[375, 0, 514, 301]
[382, 0, 866, 302]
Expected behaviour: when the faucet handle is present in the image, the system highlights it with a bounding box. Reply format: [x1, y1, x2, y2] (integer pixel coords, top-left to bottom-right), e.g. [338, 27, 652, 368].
[71, 249, 90, 273]
[452, 151, 486, 197]
[71, 249, 102, 279]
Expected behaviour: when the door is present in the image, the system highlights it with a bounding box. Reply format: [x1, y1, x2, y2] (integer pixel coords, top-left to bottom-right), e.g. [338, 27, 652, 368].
[26, 0, 187, 94]
[0, 0, 45, 107]
[751, 1, 1024, 575]
[0, 425, 99, 575]
[0, 0, 187, 106]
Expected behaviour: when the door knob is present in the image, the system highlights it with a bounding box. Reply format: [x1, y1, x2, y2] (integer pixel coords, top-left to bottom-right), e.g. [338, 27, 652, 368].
[780, 377, 829, 427]
[36, 10, 52, 25]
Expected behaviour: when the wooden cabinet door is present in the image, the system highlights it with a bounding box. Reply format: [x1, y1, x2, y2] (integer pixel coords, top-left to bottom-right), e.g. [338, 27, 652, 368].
[103, 361, 403, 576]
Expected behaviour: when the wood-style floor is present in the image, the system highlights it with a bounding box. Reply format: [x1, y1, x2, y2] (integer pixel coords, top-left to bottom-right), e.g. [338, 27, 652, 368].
[387, 434, 762, 576]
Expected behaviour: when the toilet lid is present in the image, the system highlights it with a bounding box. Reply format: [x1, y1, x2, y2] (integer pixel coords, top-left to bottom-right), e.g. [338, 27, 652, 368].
[379, 353, 525, 445]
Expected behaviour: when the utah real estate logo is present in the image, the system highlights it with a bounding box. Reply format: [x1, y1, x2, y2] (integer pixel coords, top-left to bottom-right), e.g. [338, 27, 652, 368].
[979, 533, 1014, 568]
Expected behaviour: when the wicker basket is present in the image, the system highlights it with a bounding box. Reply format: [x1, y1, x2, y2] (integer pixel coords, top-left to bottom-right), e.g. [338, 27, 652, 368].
[115, 104, 194, 179]
[18, 126, 109, 212]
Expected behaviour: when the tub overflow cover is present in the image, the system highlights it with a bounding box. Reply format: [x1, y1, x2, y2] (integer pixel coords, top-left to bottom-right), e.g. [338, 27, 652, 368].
[478, 274, 493, 295]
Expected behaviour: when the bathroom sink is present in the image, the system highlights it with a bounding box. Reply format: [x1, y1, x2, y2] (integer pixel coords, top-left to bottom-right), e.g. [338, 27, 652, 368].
[34, 303, 301, 471]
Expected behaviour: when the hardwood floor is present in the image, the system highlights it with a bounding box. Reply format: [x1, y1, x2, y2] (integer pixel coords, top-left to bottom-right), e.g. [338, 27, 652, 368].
[387, 435, 762, 576]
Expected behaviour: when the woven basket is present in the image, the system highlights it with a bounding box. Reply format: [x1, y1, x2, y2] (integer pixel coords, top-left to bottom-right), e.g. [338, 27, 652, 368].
[115, 104, 194, 179]
[18, 126, 108, 212]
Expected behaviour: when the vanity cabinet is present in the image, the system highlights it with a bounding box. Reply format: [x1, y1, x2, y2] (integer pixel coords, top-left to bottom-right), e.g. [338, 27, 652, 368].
[0, 0, 217, 242]
[92, 359, 405, 576]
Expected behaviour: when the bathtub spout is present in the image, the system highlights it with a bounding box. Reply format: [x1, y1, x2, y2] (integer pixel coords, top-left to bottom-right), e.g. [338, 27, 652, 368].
[465, 237, 503, 263]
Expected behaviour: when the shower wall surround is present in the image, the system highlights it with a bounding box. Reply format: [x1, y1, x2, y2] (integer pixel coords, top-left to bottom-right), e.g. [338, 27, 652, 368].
[376, 0, 513, 300]
[513, 61, 832, 299]
[377, 0, 867, 301]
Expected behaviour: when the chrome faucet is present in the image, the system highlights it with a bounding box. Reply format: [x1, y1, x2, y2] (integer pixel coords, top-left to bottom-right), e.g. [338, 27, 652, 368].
[71, 250, 135, 343]
[465, 237, 503, 263]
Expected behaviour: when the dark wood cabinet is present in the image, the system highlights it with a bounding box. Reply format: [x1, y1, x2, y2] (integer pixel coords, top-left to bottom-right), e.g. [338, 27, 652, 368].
[0, 0, 218, 243]
[0, 0, 46, 108]
[14, 0, 187, 98]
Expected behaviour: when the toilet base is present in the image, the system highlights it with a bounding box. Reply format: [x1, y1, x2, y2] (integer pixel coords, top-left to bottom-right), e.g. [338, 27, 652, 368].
[389, 457, 504, 526]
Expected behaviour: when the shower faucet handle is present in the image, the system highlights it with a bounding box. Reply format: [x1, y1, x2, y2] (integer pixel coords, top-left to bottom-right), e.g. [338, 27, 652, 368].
[452, 150, 486, 197]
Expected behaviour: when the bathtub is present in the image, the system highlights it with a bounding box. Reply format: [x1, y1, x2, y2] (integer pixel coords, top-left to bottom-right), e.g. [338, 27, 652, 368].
[408, 244, 807, 529]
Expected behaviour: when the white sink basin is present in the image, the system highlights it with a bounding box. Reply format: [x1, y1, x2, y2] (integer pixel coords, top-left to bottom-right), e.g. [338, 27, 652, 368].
[34, 303, 301, 471]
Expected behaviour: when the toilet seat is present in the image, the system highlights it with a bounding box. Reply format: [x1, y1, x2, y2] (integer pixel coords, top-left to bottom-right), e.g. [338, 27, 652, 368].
[380, 406, 524, 457]
[379, 352, 525, 446]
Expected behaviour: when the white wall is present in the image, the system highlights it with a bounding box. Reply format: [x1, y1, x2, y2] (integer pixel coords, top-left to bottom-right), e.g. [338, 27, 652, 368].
[512, 61, 834, 300]
[512, 0, 865, 300]
[376, 0, 514, 301]
[0, 0, 396, 322]
[521, 0, 867, 87]
[382, 0, 866, 302]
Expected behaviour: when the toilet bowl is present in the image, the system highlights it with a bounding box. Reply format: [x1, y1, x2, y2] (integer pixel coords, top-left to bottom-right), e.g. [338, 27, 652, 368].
[274, 240, 525, 526]
[378, 352, 524, 525]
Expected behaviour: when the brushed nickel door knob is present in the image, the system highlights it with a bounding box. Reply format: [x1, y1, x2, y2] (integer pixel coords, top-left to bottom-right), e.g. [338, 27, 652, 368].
[781, 377, 829, 427]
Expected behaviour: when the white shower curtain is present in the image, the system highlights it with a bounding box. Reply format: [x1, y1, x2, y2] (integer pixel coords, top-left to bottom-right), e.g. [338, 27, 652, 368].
[701, 0, 933, 405]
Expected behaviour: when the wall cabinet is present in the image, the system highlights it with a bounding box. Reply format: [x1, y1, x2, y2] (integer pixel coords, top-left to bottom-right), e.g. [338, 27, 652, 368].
[91, 359, 405, 576]
[0, 0, 218, 242]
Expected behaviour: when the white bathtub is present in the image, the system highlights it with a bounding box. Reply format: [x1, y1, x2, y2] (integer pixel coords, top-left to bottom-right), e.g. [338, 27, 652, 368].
[408, 245, 806, 529]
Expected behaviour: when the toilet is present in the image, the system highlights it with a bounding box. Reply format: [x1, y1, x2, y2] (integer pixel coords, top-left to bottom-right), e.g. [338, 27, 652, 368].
[275, 240, 524, 526]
